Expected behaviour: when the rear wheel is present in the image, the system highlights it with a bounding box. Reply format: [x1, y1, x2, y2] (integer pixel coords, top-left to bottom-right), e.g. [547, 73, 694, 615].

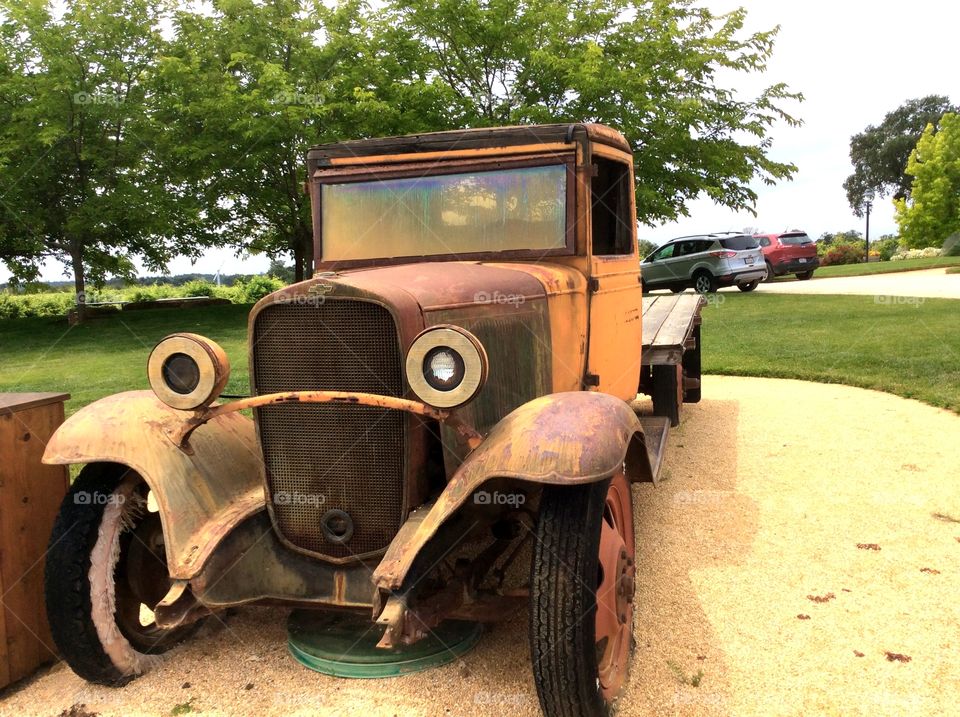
[45, 463, 202, 685]
[738, 281, 759, 292]
[797, 271, 814, 280]
[692, 271, 717, 294]
[763, 261, 776, 282]
[530, 473, 635, 716]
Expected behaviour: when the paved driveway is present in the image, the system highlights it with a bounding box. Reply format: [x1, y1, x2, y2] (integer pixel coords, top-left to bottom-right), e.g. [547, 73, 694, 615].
[727, 268, 960, 299]
[4, 377, 959, 716]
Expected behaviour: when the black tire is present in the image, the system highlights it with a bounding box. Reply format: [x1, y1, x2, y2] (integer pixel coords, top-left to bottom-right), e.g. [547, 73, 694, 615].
[797, 271, 814, 280]
[45, 463, 201, 686]
[763, 261, 776, 282]
[692, 270, 717, 294]
[530, 476, 635, 716]
[738, 281, 759, 292]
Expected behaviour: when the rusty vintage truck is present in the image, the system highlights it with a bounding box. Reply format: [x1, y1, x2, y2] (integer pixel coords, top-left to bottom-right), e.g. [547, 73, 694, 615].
[42, 123, 703, 716]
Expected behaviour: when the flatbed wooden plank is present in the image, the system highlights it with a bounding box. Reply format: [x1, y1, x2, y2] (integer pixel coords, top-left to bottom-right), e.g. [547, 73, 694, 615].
[641, 294, 682, 347]
[641, 294, 704, 365]
[654, 294, 704, 348]
[0, 393, 70, 416]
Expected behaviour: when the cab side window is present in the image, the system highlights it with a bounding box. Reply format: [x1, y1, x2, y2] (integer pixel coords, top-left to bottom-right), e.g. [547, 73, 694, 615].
[591, 158, 633, 255]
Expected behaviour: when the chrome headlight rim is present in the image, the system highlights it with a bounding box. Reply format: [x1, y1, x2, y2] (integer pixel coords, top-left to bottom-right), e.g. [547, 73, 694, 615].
[405, 326, 487, 409]
[148, 333, 230, 411]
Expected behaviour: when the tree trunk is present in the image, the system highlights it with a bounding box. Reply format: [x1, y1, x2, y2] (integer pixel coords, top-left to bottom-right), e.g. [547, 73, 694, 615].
[293, 243, 304, 283]
[292, 223, 314, 283]
[70, 244, 87, 324]
[301, 223, 314, 279]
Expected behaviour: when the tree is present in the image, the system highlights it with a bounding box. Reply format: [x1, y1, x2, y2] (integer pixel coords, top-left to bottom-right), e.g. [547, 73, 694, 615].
[637, 238, 658, 258]
[894, 113, 960, 249]
[267, 259, 295, 283]
[158, 0, 454, 281]
[380, 0, 802, 224]
[0, 0, 209, 320]
[844, 95, 957, 215]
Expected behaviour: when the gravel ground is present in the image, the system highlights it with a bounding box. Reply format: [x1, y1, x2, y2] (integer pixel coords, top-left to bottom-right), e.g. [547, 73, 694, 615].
[721, 267, 960, 299]
[2, 376, 958, 717]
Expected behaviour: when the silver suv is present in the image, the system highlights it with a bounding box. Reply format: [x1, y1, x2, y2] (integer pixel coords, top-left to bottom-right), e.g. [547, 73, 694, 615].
[641, 232, 767, 293]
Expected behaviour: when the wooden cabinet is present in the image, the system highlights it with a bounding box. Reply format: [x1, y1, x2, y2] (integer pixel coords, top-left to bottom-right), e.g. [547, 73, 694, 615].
[0, 393, 70, 688]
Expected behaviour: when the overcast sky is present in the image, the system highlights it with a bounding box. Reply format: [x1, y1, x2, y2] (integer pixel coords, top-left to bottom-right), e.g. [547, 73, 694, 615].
[4, 0, 957, 283]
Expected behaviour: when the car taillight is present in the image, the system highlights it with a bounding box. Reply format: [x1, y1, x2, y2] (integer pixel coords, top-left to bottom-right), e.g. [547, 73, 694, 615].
[709, 251, 737, 259]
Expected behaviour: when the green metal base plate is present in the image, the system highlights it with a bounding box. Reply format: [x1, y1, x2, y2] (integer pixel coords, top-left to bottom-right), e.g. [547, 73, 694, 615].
[287, 609, 483, 679]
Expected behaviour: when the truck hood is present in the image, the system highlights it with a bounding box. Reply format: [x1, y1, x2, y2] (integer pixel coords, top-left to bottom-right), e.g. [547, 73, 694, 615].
[279, 260, 583, 315]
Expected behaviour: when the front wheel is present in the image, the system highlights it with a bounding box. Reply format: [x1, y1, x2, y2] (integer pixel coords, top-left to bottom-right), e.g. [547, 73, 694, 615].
[692, 271, 718, 294]
[738, 281, 759, 292]
[45, 463, 202, 685]
[530, 473, 635, 716]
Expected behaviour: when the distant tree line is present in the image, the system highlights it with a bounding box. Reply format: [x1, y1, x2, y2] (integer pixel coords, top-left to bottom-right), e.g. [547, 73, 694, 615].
[0, 0, 802, 320]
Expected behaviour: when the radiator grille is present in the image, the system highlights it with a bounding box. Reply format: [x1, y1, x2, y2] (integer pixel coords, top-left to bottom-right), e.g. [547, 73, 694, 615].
[252, 299, 405, 560]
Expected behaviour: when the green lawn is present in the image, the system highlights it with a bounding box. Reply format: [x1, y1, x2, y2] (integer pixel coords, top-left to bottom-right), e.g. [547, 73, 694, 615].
[782, 255, 960, 280]
[702, 293, 960, 413]
[1, 294, 958, 416]
[0, 304, 251, 415]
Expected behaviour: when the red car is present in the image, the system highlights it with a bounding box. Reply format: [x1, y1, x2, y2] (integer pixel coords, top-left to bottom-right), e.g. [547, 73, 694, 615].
[755, 231, 819, 281]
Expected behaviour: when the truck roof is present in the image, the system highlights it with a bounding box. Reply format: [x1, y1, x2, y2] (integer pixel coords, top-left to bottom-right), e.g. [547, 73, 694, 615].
[306, 123, 631, 166]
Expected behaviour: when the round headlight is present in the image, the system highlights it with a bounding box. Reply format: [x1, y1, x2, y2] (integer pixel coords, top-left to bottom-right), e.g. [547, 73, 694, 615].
[148, 334, 230, 410]
[406, 326, 487, 409]
[422, 346, 466, 391]
[161, 353, 201, 395]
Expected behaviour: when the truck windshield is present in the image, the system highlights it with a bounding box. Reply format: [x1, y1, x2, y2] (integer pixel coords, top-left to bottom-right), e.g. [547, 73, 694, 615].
[321, 164, 568, 262]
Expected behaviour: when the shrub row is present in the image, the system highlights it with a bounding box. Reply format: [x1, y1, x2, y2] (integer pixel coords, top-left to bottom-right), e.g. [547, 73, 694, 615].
[0, 276, 286, 320]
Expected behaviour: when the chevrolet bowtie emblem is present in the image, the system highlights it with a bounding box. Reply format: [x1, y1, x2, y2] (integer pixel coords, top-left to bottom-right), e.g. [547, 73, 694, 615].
[307, 281, 335, 296]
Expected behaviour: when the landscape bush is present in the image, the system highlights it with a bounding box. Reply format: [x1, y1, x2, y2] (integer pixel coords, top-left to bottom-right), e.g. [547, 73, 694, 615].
[234, 275, 285, 303]
[821, 243, 865, 266]
[182, 279, 215, 297]
[943, 232, 960, 257]
[1, 274, 287, 320]
[890, 247, 943, 261]
[873, 236, 901, 262]
[0, 292, 76, 319]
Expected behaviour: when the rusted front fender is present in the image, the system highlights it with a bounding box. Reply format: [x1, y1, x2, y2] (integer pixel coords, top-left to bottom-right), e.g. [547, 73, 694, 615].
[373, 391, 653, 593]
[42, 391, 264, 580]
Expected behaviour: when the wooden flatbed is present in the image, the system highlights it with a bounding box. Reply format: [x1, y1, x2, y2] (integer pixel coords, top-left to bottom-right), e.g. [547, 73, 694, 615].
[639, 293, 705, 427]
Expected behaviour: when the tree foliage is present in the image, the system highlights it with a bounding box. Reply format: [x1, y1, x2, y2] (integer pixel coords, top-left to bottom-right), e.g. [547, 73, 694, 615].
[0, 0, 209, 318]
[895, 113, 960, 249]
[2, 0, 801, 291]
[844, 95, 957, 216]
[158, 0, 454, 281]
[383, 0, 802, 224]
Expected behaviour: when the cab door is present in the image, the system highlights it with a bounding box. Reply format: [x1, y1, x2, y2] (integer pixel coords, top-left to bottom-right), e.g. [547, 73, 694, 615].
[586, 153, 644, 401]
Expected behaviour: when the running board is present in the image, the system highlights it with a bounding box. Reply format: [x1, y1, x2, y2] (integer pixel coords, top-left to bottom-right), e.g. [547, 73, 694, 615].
[639, 415, 671, 482]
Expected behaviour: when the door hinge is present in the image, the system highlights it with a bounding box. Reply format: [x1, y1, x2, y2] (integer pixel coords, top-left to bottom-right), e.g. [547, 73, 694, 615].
[588, 277, 600, 293]
[583, 373, 600, 388]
